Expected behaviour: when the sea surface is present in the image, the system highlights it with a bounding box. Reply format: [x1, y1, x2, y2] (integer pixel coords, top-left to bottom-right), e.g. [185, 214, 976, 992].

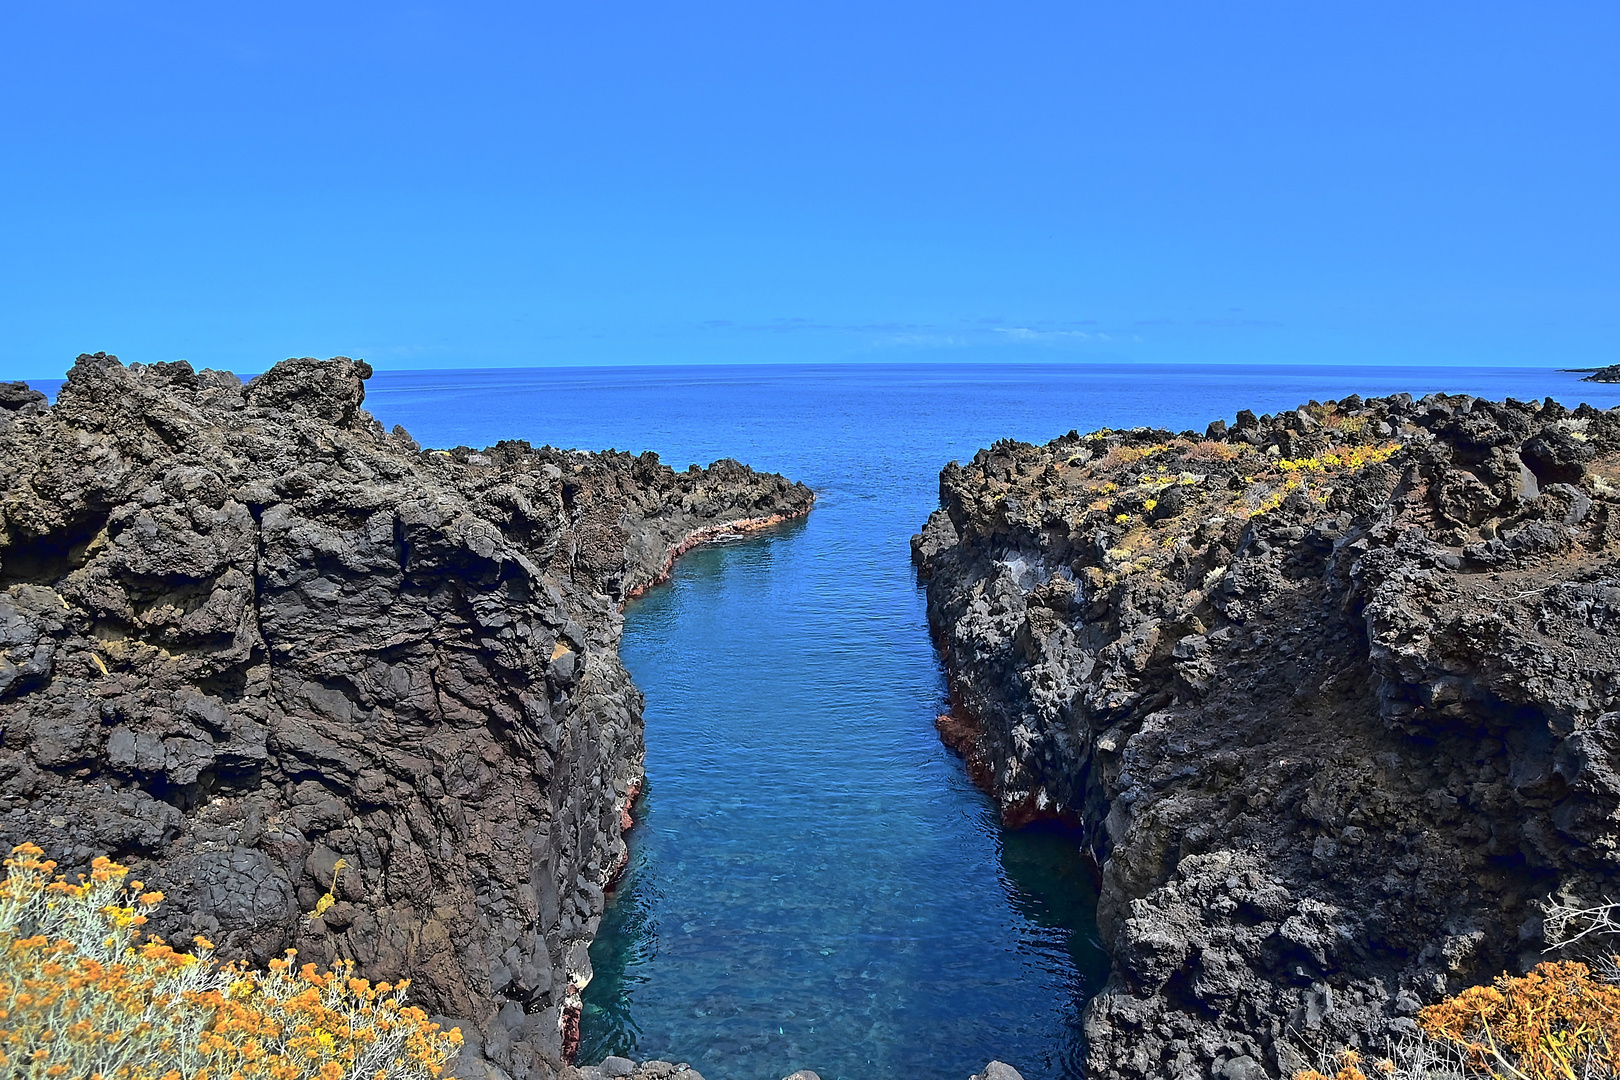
[51, 362, 1620, 1080]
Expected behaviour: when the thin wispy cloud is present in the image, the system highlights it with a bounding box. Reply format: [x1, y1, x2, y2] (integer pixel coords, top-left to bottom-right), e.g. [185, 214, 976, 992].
[993, 327, 1092, 342]
[880, 332, 969, 348]
[680, 318, 1146, 352]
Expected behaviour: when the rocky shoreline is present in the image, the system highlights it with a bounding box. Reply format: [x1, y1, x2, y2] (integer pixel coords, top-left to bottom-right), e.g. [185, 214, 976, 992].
[14, 355, 1615, 1079]
[0, 354, 813, 1080]
[1577, 364, 1620, 384]
[914, 393, 1620, 1078]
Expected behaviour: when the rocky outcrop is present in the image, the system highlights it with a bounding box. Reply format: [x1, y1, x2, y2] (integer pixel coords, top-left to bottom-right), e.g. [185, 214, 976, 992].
[913, 393, 1620, 1079]
[0, 353, 813, 1080]
[1581, 366, 1620, 384]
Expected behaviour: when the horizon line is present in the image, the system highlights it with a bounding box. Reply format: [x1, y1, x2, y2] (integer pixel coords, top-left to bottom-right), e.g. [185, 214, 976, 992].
[7, 354, 1596, 385]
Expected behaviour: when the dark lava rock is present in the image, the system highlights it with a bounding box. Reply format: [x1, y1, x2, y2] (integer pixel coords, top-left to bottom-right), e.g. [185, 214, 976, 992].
[1582, 365, 1620, 383]
[0, 381, 47, 413]
[0, 353, 813, 1080]
[913, 395, 1620, 1078]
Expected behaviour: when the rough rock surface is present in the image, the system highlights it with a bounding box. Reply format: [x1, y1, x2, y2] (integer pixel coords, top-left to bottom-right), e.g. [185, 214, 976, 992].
[1581, 365, 1620, 384]
[567, 1056, 706, 1080]
[913, 393, 1620, 1078]
[0, 353, 813, 1080]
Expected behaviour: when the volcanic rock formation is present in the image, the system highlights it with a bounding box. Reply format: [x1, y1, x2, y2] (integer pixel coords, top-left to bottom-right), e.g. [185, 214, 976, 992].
[0, 354, 813, 1080]
[913, 393, 1620, 1078]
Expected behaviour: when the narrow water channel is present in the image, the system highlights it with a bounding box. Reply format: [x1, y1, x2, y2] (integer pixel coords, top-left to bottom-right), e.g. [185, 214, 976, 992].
[357, 362, 1615, 1080]
[579, 512, 1106, 1080]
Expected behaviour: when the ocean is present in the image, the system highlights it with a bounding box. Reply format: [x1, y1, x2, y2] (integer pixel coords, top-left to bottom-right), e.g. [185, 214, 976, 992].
[47, 361, 1619, 1080]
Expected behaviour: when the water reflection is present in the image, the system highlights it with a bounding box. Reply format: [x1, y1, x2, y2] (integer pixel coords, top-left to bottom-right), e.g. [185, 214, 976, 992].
[998, 825, 1115, 1078]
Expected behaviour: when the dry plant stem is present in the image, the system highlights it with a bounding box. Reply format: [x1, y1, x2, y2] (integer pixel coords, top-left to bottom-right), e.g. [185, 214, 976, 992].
[1544, 900, 1620, 954]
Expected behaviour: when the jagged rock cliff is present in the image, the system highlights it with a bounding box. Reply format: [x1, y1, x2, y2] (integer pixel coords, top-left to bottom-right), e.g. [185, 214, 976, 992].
[0, 354, 813, 1080]
[913, 393, 1620, 1079]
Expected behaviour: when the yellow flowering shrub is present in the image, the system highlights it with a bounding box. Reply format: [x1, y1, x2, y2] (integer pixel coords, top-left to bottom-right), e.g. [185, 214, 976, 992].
[1417, 960, 1620, 1079]
[1293, 961, 1620, 1080]
[0, 843, 462, 1080]
[1277, 442, 1401, 474]
[1238, 477, 1303, 519]
[1323, 413, 1369, 435]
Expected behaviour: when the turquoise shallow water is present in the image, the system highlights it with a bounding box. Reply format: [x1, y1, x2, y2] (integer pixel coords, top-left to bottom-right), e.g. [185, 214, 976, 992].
[272, 364, 1620, 1079]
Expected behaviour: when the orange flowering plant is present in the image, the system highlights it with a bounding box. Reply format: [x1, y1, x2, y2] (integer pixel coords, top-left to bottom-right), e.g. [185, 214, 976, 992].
[1416, 961, 1620, 1080]
[1292, 961, 1620, 1080]
[1293, 1047, 1397, 1080]
[0, 842, 462, 1080]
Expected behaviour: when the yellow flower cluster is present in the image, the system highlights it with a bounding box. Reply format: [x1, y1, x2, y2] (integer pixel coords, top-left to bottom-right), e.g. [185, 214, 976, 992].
[1238, 477, 1305, 519]
[1135, 471, 1203, 494]
[0, 844, 461, 1080]
[307, 862, 346, 924]
[1277, 442, 1401, 474]
[1322, 413, 1369, 435]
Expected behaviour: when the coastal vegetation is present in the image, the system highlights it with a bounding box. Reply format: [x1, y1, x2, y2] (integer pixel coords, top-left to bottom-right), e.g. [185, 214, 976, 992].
[1296, 960, 1620, 1080]
[0, 842, 462, 1079]
[1297, 900, 1620, 1080]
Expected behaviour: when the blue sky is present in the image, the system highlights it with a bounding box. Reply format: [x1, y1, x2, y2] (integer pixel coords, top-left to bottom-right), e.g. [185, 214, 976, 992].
[2, 2, 1617, 378]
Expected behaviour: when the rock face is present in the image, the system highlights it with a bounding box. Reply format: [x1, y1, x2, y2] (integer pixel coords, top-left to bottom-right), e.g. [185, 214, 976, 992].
[0, 353, 813, 1080]
[1582, 365, 1620, 384]
[913, 393, 1620, 1078]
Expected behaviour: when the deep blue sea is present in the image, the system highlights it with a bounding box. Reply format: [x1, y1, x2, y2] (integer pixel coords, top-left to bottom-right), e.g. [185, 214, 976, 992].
[42, 362, 1620, 1080]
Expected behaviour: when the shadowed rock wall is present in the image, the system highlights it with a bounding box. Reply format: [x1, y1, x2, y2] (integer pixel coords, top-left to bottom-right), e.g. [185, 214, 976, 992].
[0, 354, 813, 1080]
[914, 393, 1620, 1079]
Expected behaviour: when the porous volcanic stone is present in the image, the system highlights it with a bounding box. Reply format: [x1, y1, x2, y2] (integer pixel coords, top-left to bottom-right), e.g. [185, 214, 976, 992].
[914, 393, 1620, 1078]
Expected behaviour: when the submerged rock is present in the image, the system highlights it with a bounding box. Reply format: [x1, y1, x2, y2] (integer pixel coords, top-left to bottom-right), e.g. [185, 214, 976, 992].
[0, 353, 813, 1080]
[914, 393, 1620, 1078]
[566, 1061, 705, 1080]
[969, 1064, 1025, 1080]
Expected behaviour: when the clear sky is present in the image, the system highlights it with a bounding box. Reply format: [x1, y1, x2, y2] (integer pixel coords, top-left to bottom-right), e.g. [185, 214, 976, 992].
[2, 2, 1617, 379]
